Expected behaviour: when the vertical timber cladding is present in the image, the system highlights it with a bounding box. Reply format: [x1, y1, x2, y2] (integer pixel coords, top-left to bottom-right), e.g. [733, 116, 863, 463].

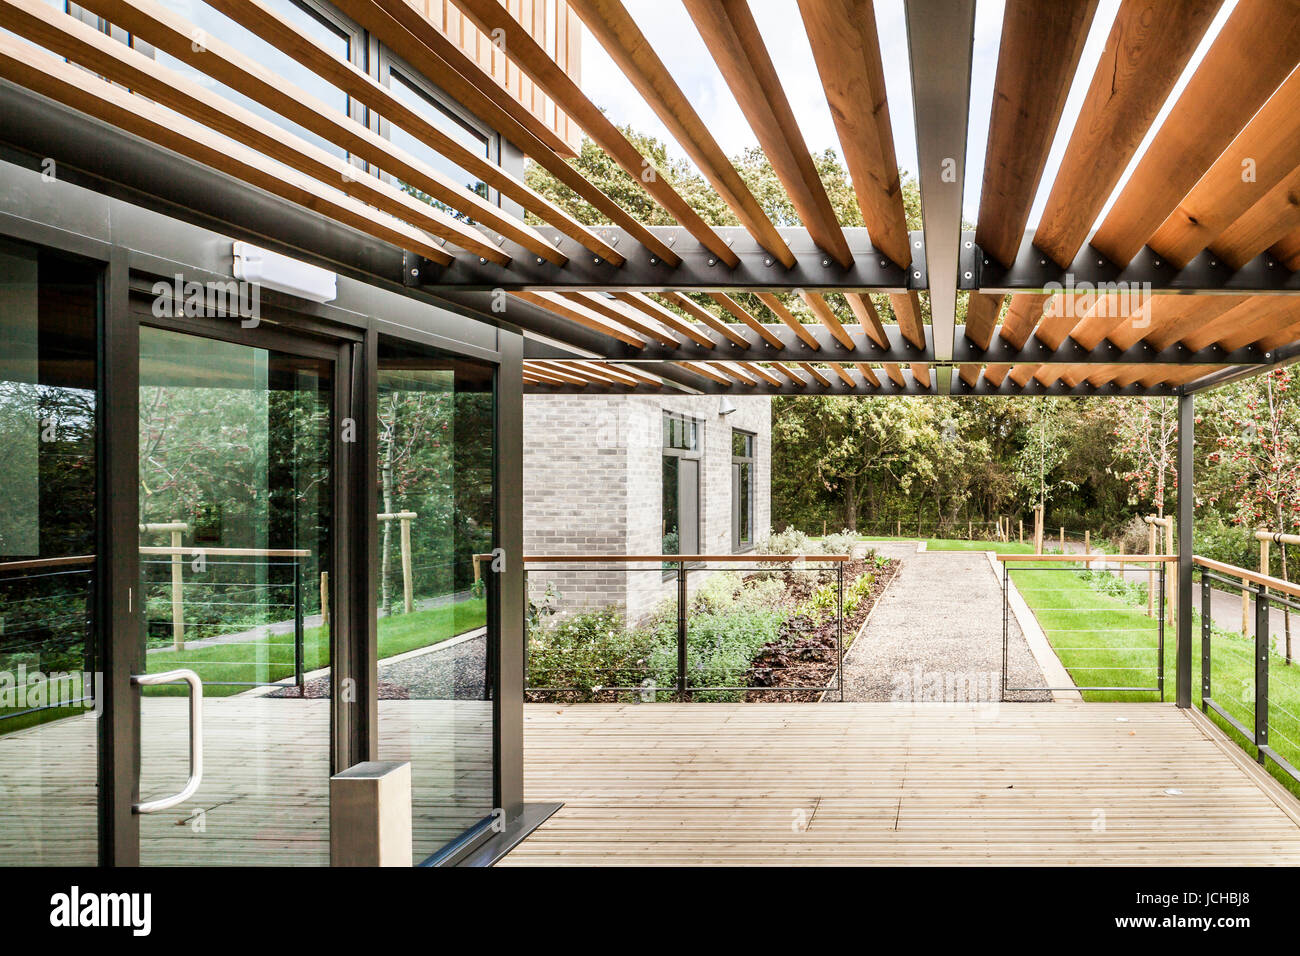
[416, 0, 583, 153]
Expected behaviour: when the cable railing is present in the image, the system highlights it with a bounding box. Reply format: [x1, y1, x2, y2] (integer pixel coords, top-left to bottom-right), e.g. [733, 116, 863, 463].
[1195, 556, 1300, 786]
[523, 553, 850, 701]
[0, 556, 96, 723]
[998, 553, 1177, 700]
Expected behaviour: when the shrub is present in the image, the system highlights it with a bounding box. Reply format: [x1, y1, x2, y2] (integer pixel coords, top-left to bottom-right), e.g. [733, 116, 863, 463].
[526, 606, 659, 696]
[652, 602, 784, 701]
[758, 525, 813, 555]
[1194, 517, 1257, 573]
[821, 529, 858, 557]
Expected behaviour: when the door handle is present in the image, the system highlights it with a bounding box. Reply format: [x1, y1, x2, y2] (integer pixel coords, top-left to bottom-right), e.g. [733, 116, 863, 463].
[131, 669, 204, 814]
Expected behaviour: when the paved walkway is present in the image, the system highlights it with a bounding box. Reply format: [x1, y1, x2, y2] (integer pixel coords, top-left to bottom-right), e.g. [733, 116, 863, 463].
[837, 545, 1050, 702]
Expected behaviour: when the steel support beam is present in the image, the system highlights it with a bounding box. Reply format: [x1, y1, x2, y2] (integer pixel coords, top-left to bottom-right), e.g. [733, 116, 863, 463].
[1183, 340, 1300, 394]
[953, 326, 1270, 367]
[967, 230, 1300, 293]
[952, 377, 1178, 397]
[415, 227, 925, 291]
[526, 368, 935, 396]
[906, 0, 975, 395]
[1177, 391, 1194, 708]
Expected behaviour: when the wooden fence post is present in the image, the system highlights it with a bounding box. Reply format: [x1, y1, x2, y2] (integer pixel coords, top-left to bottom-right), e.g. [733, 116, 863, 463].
[320, 571, 330, 626]
[400, 514, 414, 615]
[170, 527, 184, 650]
[1059, 526, 1065, 552]
[1085, 530, 1091, 569]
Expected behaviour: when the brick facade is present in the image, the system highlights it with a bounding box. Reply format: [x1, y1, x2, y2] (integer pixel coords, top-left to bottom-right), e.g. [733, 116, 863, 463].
[523, 395, 771, 621]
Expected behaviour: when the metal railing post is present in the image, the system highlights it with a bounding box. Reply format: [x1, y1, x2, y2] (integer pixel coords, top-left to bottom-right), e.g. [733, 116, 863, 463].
[676, 560, 687, 697]
[1201, 573, 1212, 711]
[1256, 584, 1270, 764]
[522, 567, 529, 693]
[1157, 563, 1166, 701]
[294, 557, 305, 694]
[837, 561, 844, 702]
[1001, 561, 1009, 702]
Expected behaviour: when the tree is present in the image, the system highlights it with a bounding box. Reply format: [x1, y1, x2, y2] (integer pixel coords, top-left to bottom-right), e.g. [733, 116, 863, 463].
[1111, 397, 1179, 517]
[772, 396, 932, 532]
[1205, 368, 1300, 661]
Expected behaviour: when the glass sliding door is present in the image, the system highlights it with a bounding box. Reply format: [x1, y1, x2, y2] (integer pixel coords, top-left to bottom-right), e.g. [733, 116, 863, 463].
[0, 238, 101, 865]
[136, 323, 335, 865]
[374, 336, 496, 862]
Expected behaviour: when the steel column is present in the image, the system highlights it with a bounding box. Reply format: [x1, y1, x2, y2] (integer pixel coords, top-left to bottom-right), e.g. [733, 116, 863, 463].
[1176, 392, 1194, 708]
[905, 0, 975, 394]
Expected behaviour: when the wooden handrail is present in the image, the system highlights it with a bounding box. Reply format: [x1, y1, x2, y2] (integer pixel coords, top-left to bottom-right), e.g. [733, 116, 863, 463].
[1194, 555, 1300, 602]
[520, 553, 852, 564]
[996, 553, 1177, 563]
[139, 547, 310, 557]
[0, 554, 95, 572]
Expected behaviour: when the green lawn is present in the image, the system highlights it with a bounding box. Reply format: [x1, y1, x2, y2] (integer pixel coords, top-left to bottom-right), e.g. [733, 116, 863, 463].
[142, 596, 486, 697]
[1012, 561, 1300, 796]
[925, 538, 1034, 553]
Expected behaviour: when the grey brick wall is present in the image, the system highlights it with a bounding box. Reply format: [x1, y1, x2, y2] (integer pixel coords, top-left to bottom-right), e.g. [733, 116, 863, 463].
[523, 394, 771, 623]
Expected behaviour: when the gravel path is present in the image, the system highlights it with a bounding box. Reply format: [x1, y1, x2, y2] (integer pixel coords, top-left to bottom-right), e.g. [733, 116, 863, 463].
[378, 631, 487, 699]
[838, 546, 1050, 702]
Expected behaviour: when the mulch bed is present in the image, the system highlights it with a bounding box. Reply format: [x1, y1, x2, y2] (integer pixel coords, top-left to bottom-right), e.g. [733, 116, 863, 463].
[743, 557, 899, 703]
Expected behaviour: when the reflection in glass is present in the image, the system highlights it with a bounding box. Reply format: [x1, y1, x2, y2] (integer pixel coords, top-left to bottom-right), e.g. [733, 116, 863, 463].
[0, 239, 100, 865]
[375, 337, 495, 861]
[138, 326, 332, 865]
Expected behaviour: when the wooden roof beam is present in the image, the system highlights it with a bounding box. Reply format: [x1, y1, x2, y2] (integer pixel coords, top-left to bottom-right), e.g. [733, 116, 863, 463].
[610, 293, 716, 349]
[453, 0, 739, 269]
[797, 362, 833, 387]
[739, 362, 783, 387]
[799, 292, 855, 350]
[771, 362, 808, 387]
[567, 0, 795, 269]
[796, 0, 910, 268]
[844, 293, 887, 349]
[656, 292, 750, 348]
[1091, 0, 1300, 267]
[511, 291, 647, 348]
[709, 294, 784, 350]
[756, 293, 820, 351]
[975, 0, 1099, 268]
[890, 292, 926, 350]
[827, 362, 857, 388]
[59, 0, 527, 263]
[1149, 66, 1300, 268]
[681, 0, 853, 268]
[853, 363, 881, 388]
[558, 292, 681, 347]
[330, 0, 681, 266]
[964, 292, 1004, 349]
[0, 31, 456, 266]
[205, 0, 623, 265]
[1032, 0, 1223, 268]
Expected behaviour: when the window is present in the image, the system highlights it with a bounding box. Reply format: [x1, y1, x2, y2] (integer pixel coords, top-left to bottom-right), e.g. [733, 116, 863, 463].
[383, 62, 497, 220]
[151, 0, 358, 160]
[662, 412, 701, 563]
[732, 429, 755, 551]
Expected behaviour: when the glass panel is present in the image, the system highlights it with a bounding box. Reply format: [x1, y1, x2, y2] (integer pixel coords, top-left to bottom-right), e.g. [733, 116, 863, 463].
[388, 69, 492, 220]
[138, 325, 332, 865]
[375, 337, 495, 861]
[663, 412, 700, 451]
[0, 239, 100, 865]
[153, 0, 351, 159]
[732, 430, 753, 458]
[662, 456, 679, 556]
[738, 462, 752, 545]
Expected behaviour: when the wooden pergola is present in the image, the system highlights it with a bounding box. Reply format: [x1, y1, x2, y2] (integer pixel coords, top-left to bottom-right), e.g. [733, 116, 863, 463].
[2, 0, 1297, 398]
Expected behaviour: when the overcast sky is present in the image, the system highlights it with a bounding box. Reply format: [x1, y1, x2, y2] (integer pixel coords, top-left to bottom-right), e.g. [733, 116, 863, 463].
[578, 0, 1236, 226]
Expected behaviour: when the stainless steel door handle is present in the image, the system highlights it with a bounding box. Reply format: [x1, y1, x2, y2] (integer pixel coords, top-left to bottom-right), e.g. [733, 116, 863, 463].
[132, 669, 204, 814]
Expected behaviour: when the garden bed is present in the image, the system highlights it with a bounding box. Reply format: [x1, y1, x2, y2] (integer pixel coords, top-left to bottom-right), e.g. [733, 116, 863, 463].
[525, 550, 899, 704]
[744, 557, 897, 702]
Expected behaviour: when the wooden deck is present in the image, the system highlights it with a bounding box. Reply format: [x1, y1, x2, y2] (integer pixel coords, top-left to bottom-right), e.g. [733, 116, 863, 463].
[503, 702, 1300, 866]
